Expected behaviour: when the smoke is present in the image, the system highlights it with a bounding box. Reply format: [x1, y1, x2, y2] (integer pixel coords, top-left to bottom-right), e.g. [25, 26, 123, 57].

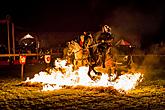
[87, 1, 165, 80]
[102, 4, 164, 48]
[133, 44, 165, 80]
[100, 2, 165, 80]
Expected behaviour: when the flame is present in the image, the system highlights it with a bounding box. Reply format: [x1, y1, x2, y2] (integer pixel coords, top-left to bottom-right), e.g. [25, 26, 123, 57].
[111, 73, 143, 91]
[25, 59, 143, 92]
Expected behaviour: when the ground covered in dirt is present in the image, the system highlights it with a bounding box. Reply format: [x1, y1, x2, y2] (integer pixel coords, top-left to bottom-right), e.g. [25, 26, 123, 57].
[0, 55, 165, 109]
[0, 77, 164, 110]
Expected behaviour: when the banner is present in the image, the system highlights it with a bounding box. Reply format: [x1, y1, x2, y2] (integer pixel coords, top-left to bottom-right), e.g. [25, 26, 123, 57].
[44, 55, 51, 63]
[19, 55, 26, 64]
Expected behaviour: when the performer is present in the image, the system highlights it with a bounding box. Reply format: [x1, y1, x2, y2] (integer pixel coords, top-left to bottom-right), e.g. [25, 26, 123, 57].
[97, 25, 114, 68]
[78, 35, 85, 49]
[84, 32, 95, 65]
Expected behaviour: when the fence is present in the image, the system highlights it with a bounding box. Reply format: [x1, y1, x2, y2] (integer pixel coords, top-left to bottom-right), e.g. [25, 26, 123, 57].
[0, 53, 165, 65]
[0, 53, 63, 65]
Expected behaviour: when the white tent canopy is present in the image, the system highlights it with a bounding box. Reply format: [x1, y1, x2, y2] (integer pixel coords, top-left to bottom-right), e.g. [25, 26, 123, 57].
[20, 34, 34, 41]
[19, 34, 36, 46]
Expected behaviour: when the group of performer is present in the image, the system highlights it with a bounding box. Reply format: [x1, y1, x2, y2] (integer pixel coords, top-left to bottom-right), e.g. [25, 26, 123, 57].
[64, 24, 115, 68]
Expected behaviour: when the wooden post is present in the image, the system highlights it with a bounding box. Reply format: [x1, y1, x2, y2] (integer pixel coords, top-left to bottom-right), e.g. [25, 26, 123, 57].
[7, 20, 10, 55]
[21, 64, 24, 80]
[12, 23, 15, 60]
[36, 37, 39, 60]
[19, 55, 26, 80]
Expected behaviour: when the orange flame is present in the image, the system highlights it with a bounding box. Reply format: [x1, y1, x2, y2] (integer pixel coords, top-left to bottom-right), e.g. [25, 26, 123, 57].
[25, 59, 143, 92]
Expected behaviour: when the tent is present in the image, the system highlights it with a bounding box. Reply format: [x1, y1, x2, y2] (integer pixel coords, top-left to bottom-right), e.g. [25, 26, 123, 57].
[19, 34, 35, 46]
[115, 39, 131, 46]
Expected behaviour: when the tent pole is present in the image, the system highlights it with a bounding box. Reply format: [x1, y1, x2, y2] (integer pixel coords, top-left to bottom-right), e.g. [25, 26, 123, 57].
[7, 20, 10, 55]
[12, 23, 15, 60]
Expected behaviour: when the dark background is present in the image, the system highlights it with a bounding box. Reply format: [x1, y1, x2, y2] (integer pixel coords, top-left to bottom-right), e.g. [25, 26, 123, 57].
[0, 0, 165, 48]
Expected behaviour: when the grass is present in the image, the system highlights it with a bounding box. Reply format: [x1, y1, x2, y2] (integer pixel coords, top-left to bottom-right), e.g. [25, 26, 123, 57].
[0, 78, 164, 110]
[0, 55, 164, 109]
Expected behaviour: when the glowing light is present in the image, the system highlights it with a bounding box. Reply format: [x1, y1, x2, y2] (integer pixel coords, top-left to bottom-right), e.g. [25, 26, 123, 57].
[111, 73, 143, 91]
[23, 34, 34, 39]
[25, 59, 143, 92]
[42, 84, 62, 91]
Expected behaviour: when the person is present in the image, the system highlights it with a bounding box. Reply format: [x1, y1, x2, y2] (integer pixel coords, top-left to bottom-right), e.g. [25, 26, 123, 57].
[97, 25, 114, 68]
[83, 32, 95, 65]
[83, 32, 93, 48]
[78, 35, 85, 49]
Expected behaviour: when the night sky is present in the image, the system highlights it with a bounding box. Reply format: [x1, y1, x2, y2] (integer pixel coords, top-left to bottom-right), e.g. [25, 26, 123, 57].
[0, 0, 165, 48]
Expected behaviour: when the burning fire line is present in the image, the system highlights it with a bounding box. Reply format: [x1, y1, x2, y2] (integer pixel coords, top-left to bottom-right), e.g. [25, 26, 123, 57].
[25, 59, 143, 92]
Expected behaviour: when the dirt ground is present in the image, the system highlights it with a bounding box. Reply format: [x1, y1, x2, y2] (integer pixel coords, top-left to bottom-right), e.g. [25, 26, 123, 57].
[0, 55, 164, 109]
[0, 77, 164, 109]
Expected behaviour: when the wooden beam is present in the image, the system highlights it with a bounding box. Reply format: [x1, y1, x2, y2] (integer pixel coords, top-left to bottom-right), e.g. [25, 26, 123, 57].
[0, 53, 62, 57]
